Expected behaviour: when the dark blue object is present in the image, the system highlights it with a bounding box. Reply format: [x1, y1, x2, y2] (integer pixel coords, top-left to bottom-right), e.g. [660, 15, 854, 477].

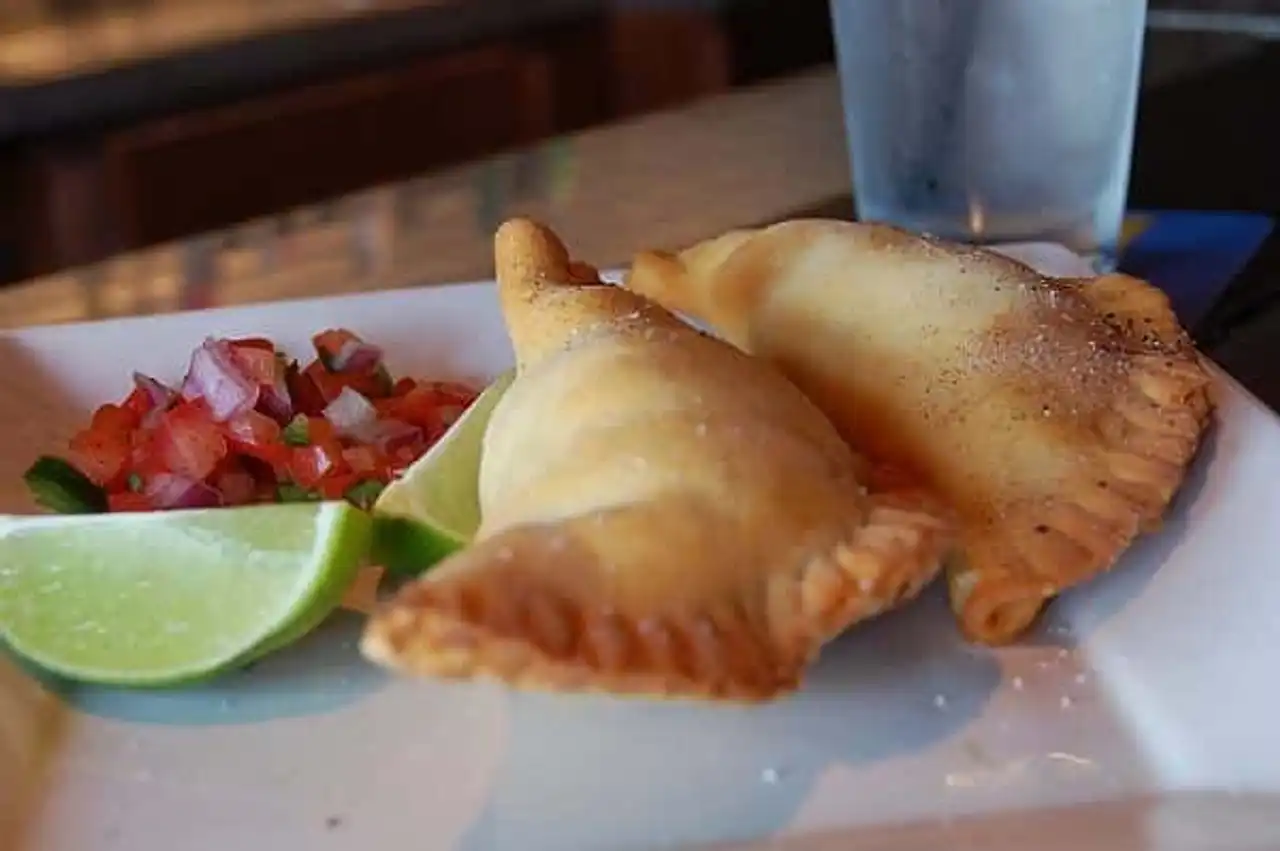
[1119, 210, 1274, 327]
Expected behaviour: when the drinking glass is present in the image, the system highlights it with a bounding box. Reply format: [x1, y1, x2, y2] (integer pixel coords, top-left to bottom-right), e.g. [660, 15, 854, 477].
[830, 0, 1147, 270]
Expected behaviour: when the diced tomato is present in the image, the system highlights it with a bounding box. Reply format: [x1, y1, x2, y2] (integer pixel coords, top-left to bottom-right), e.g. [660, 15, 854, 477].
[305, 416, 347, 463]
[234, 450, 277, 480]
[286, 362, 329, 416]
[122, 386, 153, 418]
[229, 337, 276, 352]
[48, 328, 471, 515]
[253, 477, 279, 503]
[312, 329, 360, 364]
[229, 453, 282, 501]
[427, 381, 479, 406]
[310, 329, 393, 394]
[231, 345, 278, 386]
[302, 360, 344, 405]
[305, 415, 337, 445]
[225, 409, 280, 445]
[390, 443, 423, 468]
[214, 467, 257, 506]
[383, 458, 411, 481]
[288, 444, 340, 488]
[68, 427, 130, 487]
[229, 344, 296, 424]
[341, 445, 381, 475]
[386, 386, 446, 436]
[332, 370, 389, 400]
[154, 401, 228, 481]
[126, 429, 164, 482]
[372, 395, 400, 419]
[223, 409, 287, 467]
[107, 491, 153, 513]
[234, 444, 289, 472]
[317, 473, 359, 500]
[296, 359, 383, 403]
[437, 404, 466, 430]
[382, 424, 427, 458]
[91, 403, 139, 436]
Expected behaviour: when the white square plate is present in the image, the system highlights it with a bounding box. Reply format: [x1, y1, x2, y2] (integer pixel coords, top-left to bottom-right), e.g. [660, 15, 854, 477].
[2, 254, 1278, 851]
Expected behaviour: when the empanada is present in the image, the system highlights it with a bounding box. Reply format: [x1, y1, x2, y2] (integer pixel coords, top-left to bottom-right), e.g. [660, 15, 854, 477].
[360, 219, 954, 701]
[626, 219, 1213, 645]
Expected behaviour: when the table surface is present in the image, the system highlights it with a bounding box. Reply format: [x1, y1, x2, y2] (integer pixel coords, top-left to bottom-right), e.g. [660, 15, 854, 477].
[0, 69, 850, 329]
[3, 59, 1279, 408]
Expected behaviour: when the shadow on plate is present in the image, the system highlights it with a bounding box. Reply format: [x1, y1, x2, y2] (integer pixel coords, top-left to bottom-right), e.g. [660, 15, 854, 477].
[451, 421, 1221, 851]
[689, 789, 1280, 851]
[456, 590, 1002, 851]
[39, 610, 389, 727]
[1017, 420, 1218, 651]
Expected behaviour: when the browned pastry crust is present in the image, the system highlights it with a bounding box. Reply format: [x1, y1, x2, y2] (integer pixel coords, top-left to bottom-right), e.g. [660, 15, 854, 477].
[625, 219, 1214, 644]
[360, 218, 955, 700]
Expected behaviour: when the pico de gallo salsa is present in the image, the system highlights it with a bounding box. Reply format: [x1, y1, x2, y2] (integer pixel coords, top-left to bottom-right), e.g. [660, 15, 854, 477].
[24, 329, 478, 515]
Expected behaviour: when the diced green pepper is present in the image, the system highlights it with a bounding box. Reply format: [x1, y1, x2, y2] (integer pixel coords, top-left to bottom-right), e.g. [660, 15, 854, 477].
[282, 415, 310, 447]
[344, 479, 385, 510]
[276, 482, 320, 503]
[23, 456, 108, 514]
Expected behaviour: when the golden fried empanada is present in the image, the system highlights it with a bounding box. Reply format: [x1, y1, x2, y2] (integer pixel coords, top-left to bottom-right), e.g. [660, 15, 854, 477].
[360, 219, 954, 701]
[626, 219, 1213, 645]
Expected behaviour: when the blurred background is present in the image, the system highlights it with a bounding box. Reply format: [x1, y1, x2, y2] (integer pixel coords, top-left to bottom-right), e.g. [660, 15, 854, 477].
[0, 0, 1276, 287]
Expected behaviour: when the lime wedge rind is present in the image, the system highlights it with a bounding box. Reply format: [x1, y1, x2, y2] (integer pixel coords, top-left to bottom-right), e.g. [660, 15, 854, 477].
[372, 369, 514, 575]
[370, 515, 464, 576]
[238, 503, 371, 663]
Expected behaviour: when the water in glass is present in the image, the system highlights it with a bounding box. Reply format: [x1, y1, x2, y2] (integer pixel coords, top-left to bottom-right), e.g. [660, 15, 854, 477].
[831, 0, 1147, 269]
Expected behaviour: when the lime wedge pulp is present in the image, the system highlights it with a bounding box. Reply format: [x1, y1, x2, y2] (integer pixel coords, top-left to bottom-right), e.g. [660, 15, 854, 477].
[0, 501, 370, 687]
[372, 369, 515, 575]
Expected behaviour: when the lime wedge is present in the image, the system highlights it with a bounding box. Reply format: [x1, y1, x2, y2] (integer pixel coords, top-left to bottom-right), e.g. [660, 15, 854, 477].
[372, 369, 514, 575]
[0, 502, 370, 687]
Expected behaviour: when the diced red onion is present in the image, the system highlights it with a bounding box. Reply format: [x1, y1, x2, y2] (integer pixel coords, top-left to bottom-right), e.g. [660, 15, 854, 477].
[146, 473, 223, 510]
[182, 338, 259, 422]
[323, 387, 379, 440]
[331, 338, 383, 372]
[133, 372, 177, 410]
[258, 373, 293, 423]
[369, 418, 422, 453]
